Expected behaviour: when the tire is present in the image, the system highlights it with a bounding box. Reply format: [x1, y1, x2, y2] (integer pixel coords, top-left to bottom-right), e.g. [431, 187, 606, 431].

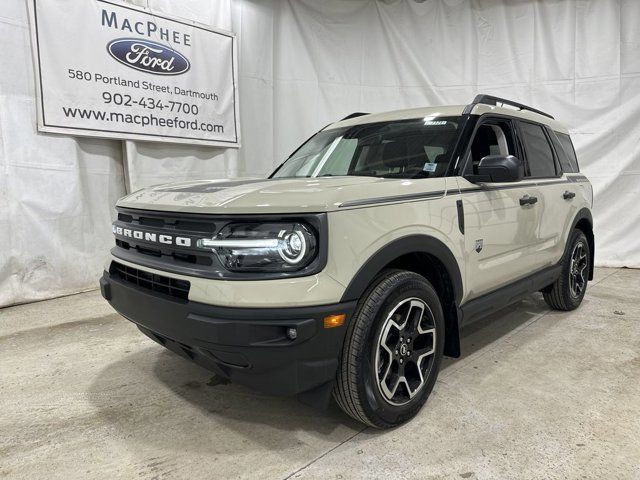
[543, 229, 590, 311]
[333, 270, 444, 428]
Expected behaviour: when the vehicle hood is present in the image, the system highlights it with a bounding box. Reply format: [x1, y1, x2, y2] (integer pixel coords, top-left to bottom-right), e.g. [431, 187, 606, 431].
[116, 176, 446, 214]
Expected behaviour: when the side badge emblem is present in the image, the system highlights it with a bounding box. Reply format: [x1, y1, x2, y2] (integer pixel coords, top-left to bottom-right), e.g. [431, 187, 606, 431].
[475, 239, 483, 253]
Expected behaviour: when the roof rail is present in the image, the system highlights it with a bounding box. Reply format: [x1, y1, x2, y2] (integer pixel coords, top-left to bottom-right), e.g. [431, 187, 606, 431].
[464, 94, 554, 119]
[340, 112, 369, 121]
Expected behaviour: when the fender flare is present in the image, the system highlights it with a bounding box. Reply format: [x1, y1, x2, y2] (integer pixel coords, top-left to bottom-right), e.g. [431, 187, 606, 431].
[339, 235, 463, 305]
[569, 207, 595, 280]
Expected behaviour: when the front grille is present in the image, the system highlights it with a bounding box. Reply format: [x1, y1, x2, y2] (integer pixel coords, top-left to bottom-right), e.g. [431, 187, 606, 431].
[114, 208, 216, 267]
[117, 211, 217, 233]
[115, 237, 211, 266]
[109, 261, 190, 301]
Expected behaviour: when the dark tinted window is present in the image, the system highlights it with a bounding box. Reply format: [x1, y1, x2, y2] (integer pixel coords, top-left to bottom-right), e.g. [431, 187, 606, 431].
[520, 122, 557, 177]
[555, 132, 579, 172]
[548, 132, 570, 173]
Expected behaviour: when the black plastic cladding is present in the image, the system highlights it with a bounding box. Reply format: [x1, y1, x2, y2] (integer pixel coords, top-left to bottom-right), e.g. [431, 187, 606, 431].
[112, 207, 329, 281]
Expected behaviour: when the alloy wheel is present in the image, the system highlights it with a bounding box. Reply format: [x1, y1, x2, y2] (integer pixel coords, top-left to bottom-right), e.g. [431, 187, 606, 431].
[569, 241, 588, 297]
[374, 297, 437, 406]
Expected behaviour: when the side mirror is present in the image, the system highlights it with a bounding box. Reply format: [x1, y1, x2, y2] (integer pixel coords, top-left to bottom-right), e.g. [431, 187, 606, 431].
[474, 155, 522, 183]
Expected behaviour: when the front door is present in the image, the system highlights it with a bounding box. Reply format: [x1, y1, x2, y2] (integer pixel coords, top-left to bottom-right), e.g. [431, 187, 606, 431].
[457, 116, 543, 301]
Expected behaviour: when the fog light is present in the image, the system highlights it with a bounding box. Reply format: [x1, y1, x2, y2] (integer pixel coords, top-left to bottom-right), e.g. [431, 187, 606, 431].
[323, 314, 346, 329]
[286, 327, 297, 340]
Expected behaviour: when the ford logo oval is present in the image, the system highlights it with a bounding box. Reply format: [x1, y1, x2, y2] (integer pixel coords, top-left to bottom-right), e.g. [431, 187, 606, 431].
[107, 38, 190, 76]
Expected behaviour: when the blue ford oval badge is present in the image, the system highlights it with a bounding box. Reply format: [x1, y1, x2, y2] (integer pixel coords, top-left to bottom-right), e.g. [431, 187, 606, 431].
[107, 38, 190, 76]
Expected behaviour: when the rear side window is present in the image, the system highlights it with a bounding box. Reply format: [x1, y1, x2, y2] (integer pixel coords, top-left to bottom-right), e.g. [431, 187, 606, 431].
[555, 132, 580, 173]
[519, 122, 557, 178]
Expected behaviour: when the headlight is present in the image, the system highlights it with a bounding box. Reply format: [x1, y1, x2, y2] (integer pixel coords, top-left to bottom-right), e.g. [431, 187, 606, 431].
[197, 222, 318, 272]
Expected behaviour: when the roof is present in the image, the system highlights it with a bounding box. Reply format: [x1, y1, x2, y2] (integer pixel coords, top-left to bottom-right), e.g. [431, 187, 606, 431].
[327, 105, 467, 129]
[326, 102, 569, 134]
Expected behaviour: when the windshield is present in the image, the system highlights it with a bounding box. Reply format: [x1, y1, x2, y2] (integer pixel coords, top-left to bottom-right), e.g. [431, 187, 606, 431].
[272, 116, 462, 179]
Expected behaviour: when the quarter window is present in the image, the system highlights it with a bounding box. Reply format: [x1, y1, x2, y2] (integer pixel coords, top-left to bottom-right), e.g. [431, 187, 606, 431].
[555, 132, 580, 173]
[519, 122, 557, 178]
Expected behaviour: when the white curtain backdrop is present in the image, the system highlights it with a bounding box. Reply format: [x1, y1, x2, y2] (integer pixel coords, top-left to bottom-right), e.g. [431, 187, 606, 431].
[0, 0, 126, 307]
[121, 0, 276, 190]
[272, 0, 640, 271]
[1, 0, 638, 307]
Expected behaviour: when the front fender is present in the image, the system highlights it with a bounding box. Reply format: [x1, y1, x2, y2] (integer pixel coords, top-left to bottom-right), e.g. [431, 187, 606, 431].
[340, 234, 463, 305]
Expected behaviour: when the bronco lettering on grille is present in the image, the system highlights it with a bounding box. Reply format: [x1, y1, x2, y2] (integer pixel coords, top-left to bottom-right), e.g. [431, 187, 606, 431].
[112, 225, 192, 247]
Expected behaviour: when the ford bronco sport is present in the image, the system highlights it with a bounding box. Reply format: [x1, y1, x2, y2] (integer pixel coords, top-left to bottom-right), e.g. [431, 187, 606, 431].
[101, 95, 594, 428]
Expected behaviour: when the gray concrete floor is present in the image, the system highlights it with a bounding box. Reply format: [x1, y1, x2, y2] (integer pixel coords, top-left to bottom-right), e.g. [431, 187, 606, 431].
[1, 267, 639, 479]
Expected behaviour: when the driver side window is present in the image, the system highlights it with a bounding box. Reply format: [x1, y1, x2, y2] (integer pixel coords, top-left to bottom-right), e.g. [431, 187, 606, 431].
[467, 120, 518, 176]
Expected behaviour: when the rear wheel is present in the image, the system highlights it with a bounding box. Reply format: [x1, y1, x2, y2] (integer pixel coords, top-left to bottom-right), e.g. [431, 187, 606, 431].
[543, 229, 590, 311]
[333, 270, 444, 428]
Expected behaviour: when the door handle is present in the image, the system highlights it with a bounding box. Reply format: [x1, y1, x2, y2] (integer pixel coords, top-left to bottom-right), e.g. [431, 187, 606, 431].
[519, 194, 538, 206]
[563, 190, 576, 200]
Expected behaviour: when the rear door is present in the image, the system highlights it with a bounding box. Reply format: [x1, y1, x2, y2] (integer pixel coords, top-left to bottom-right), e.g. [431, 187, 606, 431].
[457, 116, 543, 300]
[516, 121, 570, 269]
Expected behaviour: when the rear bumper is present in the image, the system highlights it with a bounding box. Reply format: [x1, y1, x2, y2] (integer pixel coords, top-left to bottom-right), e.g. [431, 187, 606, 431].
[100, 271, 356, 399]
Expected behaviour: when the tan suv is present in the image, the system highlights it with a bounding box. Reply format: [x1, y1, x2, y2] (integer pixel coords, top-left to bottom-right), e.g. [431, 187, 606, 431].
[101, 95, 594, 428]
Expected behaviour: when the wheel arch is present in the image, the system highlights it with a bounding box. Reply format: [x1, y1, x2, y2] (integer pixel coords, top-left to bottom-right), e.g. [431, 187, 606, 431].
[570, 208, 595, 281]
[340, 235, 463, 358]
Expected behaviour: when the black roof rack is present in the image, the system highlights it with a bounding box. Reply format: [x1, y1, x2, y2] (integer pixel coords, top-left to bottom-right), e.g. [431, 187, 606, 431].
[463, 94, 554, 119]
[340, 112, 369, 121]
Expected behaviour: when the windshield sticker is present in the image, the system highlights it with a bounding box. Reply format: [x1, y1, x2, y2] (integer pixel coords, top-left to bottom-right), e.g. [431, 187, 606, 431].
[423, 163, 437, 172]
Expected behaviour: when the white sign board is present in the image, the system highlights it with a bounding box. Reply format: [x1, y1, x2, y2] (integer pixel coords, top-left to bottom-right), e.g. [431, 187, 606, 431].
[28, 0, 240, 147]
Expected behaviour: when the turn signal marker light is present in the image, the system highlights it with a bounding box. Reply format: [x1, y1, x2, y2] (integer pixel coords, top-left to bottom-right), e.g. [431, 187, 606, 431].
[323, 314, 346, 329]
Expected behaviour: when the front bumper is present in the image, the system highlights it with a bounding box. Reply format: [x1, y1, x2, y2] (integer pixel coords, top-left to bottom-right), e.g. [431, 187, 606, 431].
[100, 270, 356, 401]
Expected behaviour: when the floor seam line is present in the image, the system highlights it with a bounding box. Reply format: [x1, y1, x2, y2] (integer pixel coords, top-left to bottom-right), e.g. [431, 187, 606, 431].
[589, 268, 620, 287]
[282, 427, 367, 479]
[440, 308, 552, 379]
[441, 268, 621, 378]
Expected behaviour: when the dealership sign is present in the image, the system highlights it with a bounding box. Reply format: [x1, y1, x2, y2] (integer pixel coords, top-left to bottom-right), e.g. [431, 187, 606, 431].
[27, 0, 239, 147]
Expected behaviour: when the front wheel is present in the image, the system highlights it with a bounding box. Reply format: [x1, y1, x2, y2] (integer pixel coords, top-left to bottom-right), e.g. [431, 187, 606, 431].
[333, 270, 444, 428]
[543, 229, 590, 311]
